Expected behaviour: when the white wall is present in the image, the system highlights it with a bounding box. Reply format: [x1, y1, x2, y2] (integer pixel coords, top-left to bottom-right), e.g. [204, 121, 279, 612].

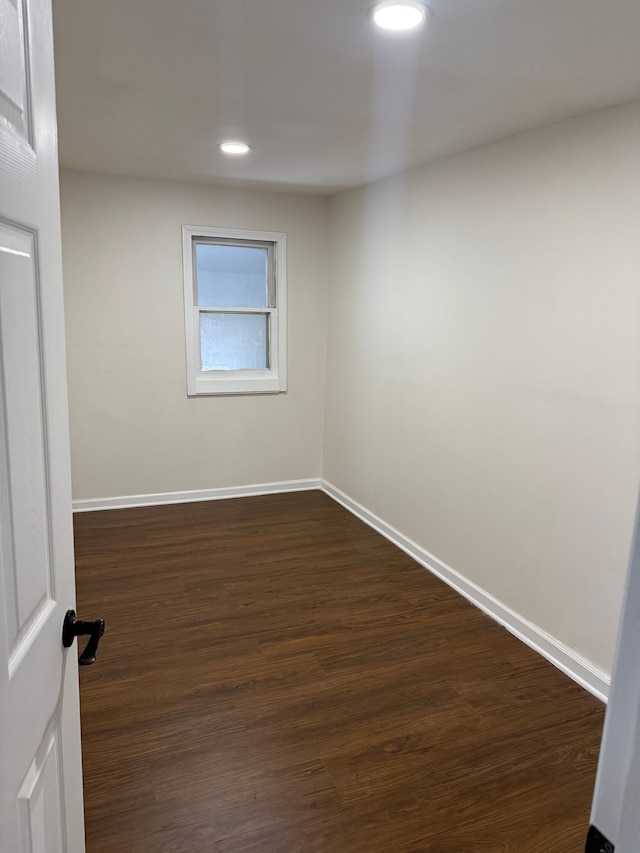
[324, 102, 640, 674]
[60, 171, 329, 499]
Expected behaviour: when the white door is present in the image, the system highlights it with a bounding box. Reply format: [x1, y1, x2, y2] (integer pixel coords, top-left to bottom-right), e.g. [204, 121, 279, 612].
[587, 491, 640, 853]
[0, 0, 86, 848]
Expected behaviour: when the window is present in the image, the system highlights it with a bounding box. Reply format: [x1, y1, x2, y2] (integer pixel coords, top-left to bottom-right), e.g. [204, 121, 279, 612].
[182, 225, 287, 395]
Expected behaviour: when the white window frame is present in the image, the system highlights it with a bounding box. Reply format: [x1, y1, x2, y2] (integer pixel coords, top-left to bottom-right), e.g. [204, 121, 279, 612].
[182, 225, 287, 396]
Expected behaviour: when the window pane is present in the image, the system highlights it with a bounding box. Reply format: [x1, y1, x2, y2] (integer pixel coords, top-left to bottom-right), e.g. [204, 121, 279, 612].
[200, 313, 269, 371]
[195, 243, 268, 308]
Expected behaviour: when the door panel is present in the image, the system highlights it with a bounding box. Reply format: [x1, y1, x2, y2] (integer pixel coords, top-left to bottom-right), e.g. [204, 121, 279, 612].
[18, 727, 64, 853]
[0, 0, 30, 141]
[588, 494, 640, 853]
[0, 0, 85, 848]
[0, 224, 53, 664]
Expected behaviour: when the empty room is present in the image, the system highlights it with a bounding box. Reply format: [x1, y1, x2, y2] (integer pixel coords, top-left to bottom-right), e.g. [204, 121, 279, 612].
[1, 0, 639, 852]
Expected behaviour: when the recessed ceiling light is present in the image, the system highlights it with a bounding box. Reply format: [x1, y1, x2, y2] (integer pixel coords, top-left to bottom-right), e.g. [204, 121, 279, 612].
[370, 1, 429, 31]
[219, 141, 251, 155]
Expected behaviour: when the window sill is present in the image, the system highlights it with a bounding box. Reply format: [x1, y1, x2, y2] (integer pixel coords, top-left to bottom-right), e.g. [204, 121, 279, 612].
[187, 371, 286, 396]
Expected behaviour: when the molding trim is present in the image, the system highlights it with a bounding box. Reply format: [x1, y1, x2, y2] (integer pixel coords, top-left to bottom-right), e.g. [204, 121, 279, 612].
[72, 478, 322, 513]
[321, 479, 610, 703]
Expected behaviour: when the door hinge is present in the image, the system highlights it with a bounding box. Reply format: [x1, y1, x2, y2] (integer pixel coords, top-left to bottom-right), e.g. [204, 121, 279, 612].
[585, 825, 614, 853]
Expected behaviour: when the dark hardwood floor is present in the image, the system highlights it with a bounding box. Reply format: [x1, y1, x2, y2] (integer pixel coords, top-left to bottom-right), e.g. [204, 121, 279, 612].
[73, 490, 604, 852]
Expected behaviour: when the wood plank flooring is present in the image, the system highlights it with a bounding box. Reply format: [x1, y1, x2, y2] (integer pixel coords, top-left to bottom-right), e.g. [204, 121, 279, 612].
[73, 490, 604, 852]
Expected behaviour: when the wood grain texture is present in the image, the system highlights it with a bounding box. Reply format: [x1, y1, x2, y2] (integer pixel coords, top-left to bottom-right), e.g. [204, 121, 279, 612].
[73, 491, 603, 852]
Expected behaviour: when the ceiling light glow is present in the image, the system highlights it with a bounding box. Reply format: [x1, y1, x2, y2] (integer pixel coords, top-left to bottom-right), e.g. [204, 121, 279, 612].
[219, 141, 251, 155]
[371, 1, 428, 31]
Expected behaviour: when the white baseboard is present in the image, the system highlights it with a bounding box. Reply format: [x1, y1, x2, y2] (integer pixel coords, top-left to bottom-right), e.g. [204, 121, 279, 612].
[72, 478, 322, 513]
[321, 479, 610, 703]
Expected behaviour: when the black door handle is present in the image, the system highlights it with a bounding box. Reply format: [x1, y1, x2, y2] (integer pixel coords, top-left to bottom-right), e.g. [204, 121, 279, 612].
[62, 609, 105, 665]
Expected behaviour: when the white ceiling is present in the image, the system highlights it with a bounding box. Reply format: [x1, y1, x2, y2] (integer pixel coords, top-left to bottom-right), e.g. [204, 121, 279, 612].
[52, 0, 640, 195]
